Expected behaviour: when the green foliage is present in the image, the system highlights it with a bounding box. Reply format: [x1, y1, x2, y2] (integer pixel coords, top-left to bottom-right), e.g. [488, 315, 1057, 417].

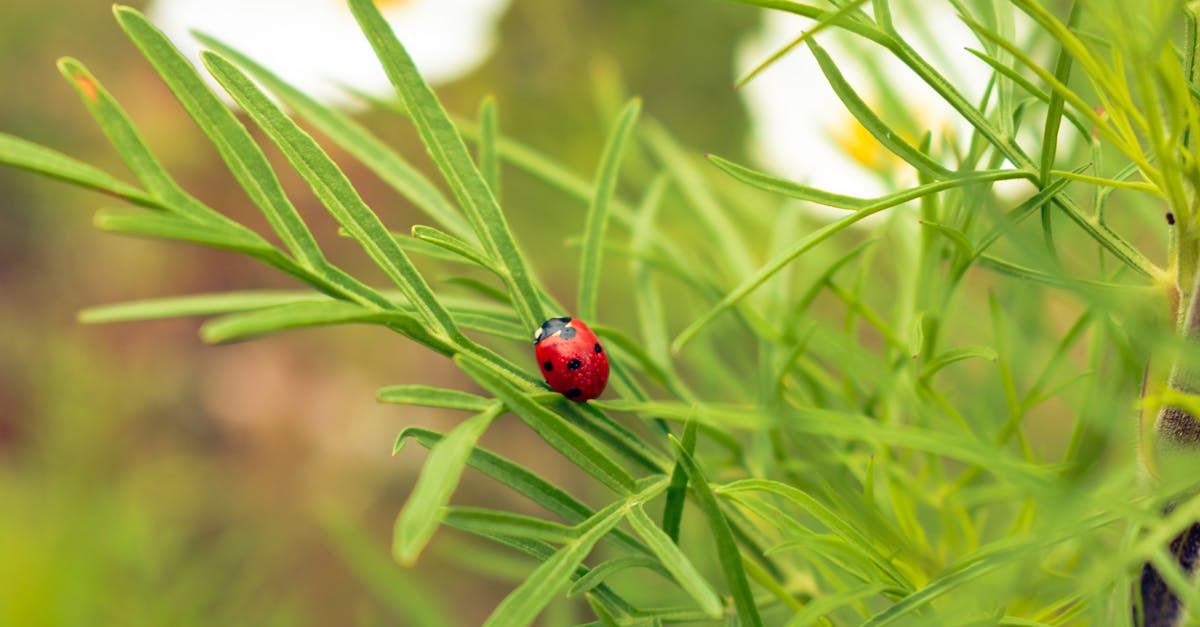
[5, 0, 1200, 624]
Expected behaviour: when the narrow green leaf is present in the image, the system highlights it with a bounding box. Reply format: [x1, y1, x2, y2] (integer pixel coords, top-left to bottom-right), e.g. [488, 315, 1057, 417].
[860, 545, 1026, 626]
[112, 7, 326, 268]
[483, 480, 666, 627]
[0, 133, 157, 208]
[411, 225, 492, 269]
[377, 385, 493, 412]
[1039, 2, 1079, 184]
[735, 0, 871, 89]
[673, 169, 1031, 352]
[449, 110, 701, 294]
[670, 437, 762, 627]
[443, 276, 511, 305]
[195, 32, 472, 240]
[199, 300, 443, 352]
[394, 404, 502, 565]
[962, 49, 1090, 139]
[723, 0, 891, 46]
[388, 231, 478, 265]
[393, 428, 593, 520]
[579, 99, 641, 322]
[567, 555, 667, 597]
[919, 221, 974, 259]
[661, 419, 696, 543]
[393, 428, 652, 558]
[80, 289, 327, 323]
[716, 479, 911, 590]
[456, 526, 635, 621]
[451, 310, 528, 342]
[455, 354, 638, 494]
[483, 509, 626, 626]
[642, 120, 755, 279]
[349, 0, 546, 329]
[806, 38, 953, 179]
[977, 255, 1131, 292]
[920, 345, 999, 380]
[707, 154, 869, 210]
[93, 209, 273, 256]
[785, 583, 889, 627]
[627, 504, 723, 618]
[479, 95, 501, 201]
[442, 507, 579, 545]
[629, 174, 672, 367]
[201, 50, 462, 339]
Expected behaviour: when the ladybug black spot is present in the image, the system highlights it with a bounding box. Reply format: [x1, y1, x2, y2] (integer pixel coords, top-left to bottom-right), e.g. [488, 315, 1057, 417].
[567, 359, 582, 370]
[594, 343, 602, 354]
[543, 361, 553, 372]
[561, 326, 577, 340]
[566, 388, 582, 398]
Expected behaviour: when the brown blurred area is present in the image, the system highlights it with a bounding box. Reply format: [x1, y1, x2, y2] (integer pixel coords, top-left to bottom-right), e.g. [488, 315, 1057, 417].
[0, 0, 755, 624]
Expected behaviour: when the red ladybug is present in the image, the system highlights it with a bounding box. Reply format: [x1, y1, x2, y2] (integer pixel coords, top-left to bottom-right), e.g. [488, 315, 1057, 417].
[534, 317, 609, 402]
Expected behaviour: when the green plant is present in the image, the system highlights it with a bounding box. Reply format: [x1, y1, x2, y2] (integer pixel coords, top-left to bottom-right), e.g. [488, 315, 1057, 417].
[8, 0, 1200, 624]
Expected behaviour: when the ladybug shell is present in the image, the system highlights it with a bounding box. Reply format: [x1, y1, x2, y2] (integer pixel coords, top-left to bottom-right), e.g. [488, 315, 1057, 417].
[534, 317, 609, 402]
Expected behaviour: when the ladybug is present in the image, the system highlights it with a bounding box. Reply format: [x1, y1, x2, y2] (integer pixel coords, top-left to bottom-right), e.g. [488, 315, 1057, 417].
[534, 317, 609, 402]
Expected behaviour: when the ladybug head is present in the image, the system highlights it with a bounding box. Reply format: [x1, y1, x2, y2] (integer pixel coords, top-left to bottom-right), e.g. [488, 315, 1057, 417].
[533, 317, 573, 344]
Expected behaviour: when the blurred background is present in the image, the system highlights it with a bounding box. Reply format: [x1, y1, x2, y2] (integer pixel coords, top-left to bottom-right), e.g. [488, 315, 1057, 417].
[0, 0, 759, 624]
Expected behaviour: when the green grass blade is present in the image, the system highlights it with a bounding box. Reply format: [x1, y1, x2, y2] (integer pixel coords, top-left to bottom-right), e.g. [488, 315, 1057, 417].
[79, 290, 328, 323]
[442, 507, 579, 545]
[806, 38, 953, 179]
[0, 132, 157, 208]
[394, 404, 502, 565]
[479, 95, 501, 202]
[377, 385, 493, 412]
[194, 32, 472, 241]
[671, 437, 762, 627]
[200, 50, 462, 339]
[455, 354, 638, 495]
[579, 99, 641, 322]
[626, 504, 723, 618]
[348, 0, 546, 329]
[112, 7, 326, 268]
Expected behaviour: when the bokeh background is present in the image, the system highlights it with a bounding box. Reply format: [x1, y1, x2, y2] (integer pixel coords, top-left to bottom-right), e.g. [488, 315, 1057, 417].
[0, 1, 760, 624]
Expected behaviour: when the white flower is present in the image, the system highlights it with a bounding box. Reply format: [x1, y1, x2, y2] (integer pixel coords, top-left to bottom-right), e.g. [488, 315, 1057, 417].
[147, 0, 511, 108]
[736, 3, 1006, 219]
